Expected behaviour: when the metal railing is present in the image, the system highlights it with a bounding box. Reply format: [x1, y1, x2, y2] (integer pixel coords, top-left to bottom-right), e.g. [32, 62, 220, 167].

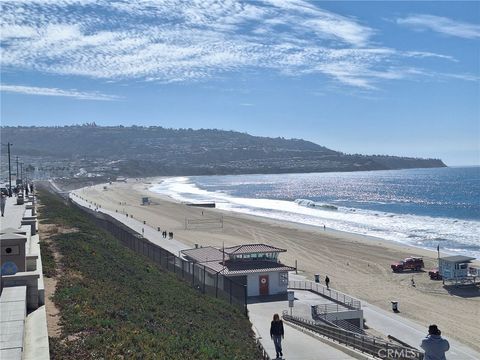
[289, 280, 361, 310]
[315, 303, 348, 314]
[254, 337, 271, 360]
[332, 319, 364, 335]
[283, 312, 423, 360]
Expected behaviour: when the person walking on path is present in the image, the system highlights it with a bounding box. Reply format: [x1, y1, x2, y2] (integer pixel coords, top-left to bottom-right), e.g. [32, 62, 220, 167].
[270, 313, 284, 359]
[1, 193, 6, 217]
[325, 275, 330, 289]
[420, 325, 449, 360]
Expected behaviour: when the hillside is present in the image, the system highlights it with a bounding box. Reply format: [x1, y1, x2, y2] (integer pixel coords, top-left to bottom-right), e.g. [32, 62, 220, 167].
[0, 125, 446, 178]
[38, 189, 262, 359]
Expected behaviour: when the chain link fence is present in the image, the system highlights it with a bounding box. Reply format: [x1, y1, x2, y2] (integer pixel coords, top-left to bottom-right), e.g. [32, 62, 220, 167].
[70, 200, 248, 316]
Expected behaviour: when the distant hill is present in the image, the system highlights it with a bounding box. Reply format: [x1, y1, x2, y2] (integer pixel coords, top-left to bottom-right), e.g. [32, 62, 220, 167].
[0, 125, 446, 178]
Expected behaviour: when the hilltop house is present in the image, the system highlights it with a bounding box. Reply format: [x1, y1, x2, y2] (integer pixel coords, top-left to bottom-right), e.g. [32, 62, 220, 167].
[181, 244, 295, 297]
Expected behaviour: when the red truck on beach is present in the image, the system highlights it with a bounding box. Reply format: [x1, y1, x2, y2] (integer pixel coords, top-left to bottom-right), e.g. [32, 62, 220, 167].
[391, 257, 424, 272]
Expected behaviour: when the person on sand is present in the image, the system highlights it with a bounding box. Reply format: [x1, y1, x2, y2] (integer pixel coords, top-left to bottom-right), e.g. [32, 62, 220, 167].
[1, 192, 6, 217]
[325, 275, 330, 289]
[270, 313, 284, 359]
[421, 325, 449, 360]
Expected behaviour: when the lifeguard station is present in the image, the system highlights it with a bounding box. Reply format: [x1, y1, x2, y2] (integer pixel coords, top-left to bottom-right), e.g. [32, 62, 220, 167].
[439, 255, 479, 285]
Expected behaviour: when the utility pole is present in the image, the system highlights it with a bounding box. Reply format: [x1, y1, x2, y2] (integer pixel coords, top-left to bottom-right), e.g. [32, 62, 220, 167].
[20, 163, 24, 196]
[7, 143, 13, 197]
[16, 156, 19, 184]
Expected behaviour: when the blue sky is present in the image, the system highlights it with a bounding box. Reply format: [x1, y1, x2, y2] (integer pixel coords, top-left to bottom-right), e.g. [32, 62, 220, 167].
[1, 0, 479, 166]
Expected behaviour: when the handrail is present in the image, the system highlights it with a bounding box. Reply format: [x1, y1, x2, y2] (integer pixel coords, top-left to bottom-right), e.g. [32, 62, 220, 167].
[332, 319, 364, 335]
[289, 280, 361, 310]
[314, 303, 346, 314]
[282, 312, 423, 360]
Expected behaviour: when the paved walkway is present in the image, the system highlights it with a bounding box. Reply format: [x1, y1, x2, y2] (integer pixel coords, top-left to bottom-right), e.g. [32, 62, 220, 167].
[289, 274, 479, 360]
[248, 299, 356, 360]
[361, 302, 479, 360]
[1, 196, 26, 230]
[70, 192, 190, 256]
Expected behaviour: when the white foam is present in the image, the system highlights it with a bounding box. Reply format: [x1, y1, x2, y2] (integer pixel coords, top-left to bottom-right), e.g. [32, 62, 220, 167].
[150, 177, 480, 259]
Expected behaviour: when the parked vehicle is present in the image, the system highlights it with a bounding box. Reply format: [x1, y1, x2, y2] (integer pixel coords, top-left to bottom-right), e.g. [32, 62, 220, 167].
[391, 257, 424, 272]
[428, 268, 442, 280]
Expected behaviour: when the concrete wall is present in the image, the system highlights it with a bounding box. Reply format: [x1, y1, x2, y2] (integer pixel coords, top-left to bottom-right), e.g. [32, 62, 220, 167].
[2, 273, 40, 310]
[246, 271, 288, 297]
[323, 309, 364, 329]
[1, 236, 27, 272]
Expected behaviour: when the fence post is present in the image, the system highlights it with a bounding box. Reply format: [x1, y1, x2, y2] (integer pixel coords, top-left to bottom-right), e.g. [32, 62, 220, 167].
[244, 284, 248, 317]
[203, 265, 206, 294]
[192, 263, 195, 288]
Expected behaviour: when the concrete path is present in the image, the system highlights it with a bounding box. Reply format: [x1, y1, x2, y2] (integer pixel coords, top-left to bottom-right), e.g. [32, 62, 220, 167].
[70, 192, 190, 256]
[249, 300, 356, 360]
[361, 302, 479, 360]
[289, 273, 479, 359]
[0, 196, 26, 230]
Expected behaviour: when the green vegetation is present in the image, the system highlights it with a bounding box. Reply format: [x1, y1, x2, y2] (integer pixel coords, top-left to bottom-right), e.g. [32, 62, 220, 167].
[38, 190, 261, 359]
[1, 126, 445, 178]
[39, 237, 56, 278]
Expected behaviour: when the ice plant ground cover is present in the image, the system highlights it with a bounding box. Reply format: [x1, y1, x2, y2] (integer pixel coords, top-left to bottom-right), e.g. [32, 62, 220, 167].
[38, 190, 261, 360]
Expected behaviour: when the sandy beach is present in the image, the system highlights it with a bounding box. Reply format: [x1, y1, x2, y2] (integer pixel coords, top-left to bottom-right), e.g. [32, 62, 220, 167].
[74, 178, 480, 352]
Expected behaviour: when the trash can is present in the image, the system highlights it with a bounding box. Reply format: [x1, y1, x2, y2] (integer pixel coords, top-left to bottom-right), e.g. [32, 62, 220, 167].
[314, 274, 320, 283]
[391, 301, 399, 312]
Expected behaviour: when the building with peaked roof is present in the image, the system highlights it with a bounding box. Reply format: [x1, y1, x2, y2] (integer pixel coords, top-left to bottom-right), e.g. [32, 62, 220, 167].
[181, 244, 295, 297]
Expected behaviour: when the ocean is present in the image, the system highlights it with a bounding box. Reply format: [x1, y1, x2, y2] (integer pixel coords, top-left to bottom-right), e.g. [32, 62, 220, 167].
[149, 167, 480, 259]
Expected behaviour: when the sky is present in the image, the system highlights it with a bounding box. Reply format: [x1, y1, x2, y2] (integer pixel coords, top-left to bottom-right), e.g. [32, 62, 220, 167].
[1, 1, 479, 166]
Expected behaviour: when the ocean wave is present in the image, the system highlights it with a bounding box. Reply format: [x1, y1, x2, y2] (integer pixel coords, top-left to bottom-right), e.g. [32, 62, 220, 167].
[150, 176, 480, 259]
[295, 199, 338, 210]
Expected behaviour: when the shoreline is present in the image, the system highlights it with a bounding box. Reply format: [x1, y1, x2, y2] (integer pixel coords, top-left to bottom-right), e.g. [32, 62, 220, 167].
[146, 176, 479, 263]
[73, 178, 480, 352]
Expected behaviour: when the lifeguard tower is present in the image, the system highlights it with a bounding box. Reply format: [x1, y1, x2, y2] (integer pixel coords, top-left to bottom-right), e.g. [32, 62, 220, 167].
[439, 255, 478, 285]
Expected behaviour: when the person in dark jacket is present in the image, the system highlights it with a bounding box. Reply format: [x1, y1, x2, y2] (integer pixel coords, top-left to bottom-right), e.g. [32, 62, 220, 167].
[270, 313, 284, 359]
[420, 325, 449, 360]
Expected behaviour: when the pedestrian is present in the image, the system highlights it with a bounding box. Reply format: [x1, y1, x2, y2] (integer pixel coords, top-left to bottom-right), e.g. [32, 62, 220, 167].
[420, 325, 449, 360]
[30, 184, 34, 193]
[270, 313, 284, 359]
[325, 275, 330, 289]
[0, 192, 6, 217]
[323, 224, 326, 231]
[411, 276, 416, 287]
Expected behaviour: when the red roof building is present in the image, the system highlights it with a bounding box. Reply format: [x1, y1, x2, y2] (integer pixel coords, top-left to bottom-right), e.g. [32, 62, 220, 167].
[181, 243, 295, 297]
